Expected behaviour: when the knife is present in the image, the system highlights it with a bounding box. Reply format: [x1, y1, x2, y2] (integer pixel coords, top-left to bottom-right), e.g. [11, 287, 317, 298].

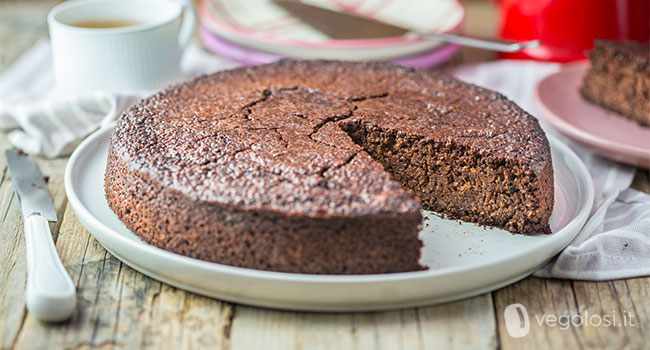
[6, 150, 76, 322]
[273, 0, 540, 53]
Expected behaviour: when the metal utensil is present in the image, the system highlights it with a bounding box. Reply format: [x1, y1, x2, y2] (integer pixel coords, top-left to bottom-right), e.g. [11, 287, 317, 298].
[6, 150, 76, 322]
[273, 0, 540, 52]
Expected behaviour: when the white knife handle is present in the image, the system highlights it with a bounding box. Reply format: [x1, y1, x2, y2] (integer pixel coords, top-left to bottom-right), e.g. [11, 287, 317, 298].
[24, 214, 76, 322]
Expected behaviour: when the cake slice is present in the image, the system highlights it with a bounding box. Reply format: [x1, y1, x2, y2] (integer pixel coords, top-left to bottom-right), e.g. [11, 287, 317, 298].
[581, 40, 650, 126]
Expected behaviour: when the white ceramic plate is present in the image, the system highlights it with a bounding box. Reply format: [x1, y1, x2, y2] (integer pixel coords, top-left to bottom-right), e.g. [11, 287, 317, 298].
[65, 127, 593, 312]
[200, 0, 465, 60]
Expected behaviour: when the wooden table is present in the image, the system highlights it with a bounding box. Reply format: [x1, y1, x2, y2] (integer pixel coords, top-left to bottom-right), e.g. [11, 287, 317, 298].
[1, 1, 649, 349]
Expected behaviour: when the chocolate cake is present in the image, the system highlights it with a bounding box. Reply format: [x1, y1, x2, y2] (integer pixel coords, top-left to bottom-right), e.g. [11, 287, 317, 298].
[581, 40, 650, 126]
[105, 60, 554, 274]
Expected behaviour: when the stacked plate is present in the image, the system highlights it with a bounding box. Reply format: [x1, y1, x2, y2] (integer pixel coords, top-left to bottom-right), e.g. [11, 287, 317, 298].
[198, 0, 466, 68]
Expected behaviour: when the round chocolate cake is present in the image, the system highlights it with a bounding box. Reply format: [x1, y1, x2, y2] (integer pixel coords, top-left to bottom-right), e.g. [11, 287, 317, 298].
[105, 60, 554, 274]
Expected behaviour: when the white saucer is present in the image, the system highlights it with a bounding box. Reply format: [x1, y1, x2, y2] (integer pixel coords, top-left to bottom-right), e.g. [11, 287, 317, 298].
[65, 127, 593, 311]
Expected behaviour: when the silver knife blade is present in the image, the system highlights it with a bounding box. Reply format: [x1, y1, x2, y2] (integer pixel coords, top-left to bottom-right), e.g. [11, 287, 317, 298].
[5, 150, 57, 221]
[273, 0, 407, 40]
[272, 0, 540, 52]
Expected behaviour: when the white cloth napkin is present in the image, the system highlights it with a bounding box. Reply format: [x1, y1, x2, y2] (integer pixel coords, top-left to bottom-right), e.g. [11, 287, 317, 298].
[0, 38, 237, 157]
[1, 40, 648, 280]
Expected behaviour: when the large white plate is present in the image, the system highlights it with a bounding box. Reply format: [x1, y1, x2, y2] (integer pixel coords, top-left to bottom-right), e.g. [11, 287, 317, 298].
[65, 127, 593, 312]
[200, 0, 465, 61]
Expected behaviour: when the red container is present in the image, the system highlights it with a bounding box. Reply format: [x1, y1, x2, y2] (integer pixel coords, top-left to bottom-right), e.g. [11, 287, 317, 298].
[497, 0, 650, 62]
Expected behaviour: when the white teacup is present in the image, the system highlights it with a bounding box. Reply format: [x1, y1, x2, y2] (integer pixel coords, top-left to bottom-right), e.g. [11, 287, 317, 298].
[48, 0, 196, 94]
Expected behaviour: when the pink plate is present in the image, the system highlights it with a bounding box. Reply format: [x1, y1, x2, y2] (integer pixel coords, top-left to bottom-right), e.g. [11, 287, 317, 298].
[534, 65, 650, 169]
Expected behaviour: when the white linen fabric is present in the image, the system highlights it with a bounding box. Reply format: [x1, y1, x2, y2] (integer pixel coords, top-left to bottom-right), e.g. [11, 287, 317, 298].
[1, 40, 648, 280]
[0, 38, 236, 157]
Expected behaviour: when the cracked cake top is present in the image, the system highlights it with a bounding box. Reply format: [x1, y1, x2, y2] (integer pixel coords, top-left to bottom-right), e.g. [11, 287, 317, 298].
[111, 60, 550, 218]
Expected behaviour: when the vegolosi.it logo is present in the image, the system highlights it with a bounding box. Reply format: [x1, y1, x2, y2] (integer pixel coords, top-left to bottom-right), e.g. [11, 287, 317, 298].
[503, 303, 636, 338]
[504, 303, 530, 337]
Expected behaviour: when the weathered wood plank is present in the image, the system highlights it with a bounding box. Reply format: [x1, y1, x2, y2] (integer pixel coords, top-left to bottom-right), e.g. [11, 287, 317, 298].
[494, 278, 584, 349]
[173, 293, 234, 349]
[572, 279, 648, 349]
[0, 1, 56, 72]
[417, 294, 497, 350]
[0, 178, 29, 350]
[494, 277, 649, 350]
[229, 294, 496, 350]
[631, 170, 650, 193]
[140, 283, 232, 350]
[12, 204, 233, 350]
